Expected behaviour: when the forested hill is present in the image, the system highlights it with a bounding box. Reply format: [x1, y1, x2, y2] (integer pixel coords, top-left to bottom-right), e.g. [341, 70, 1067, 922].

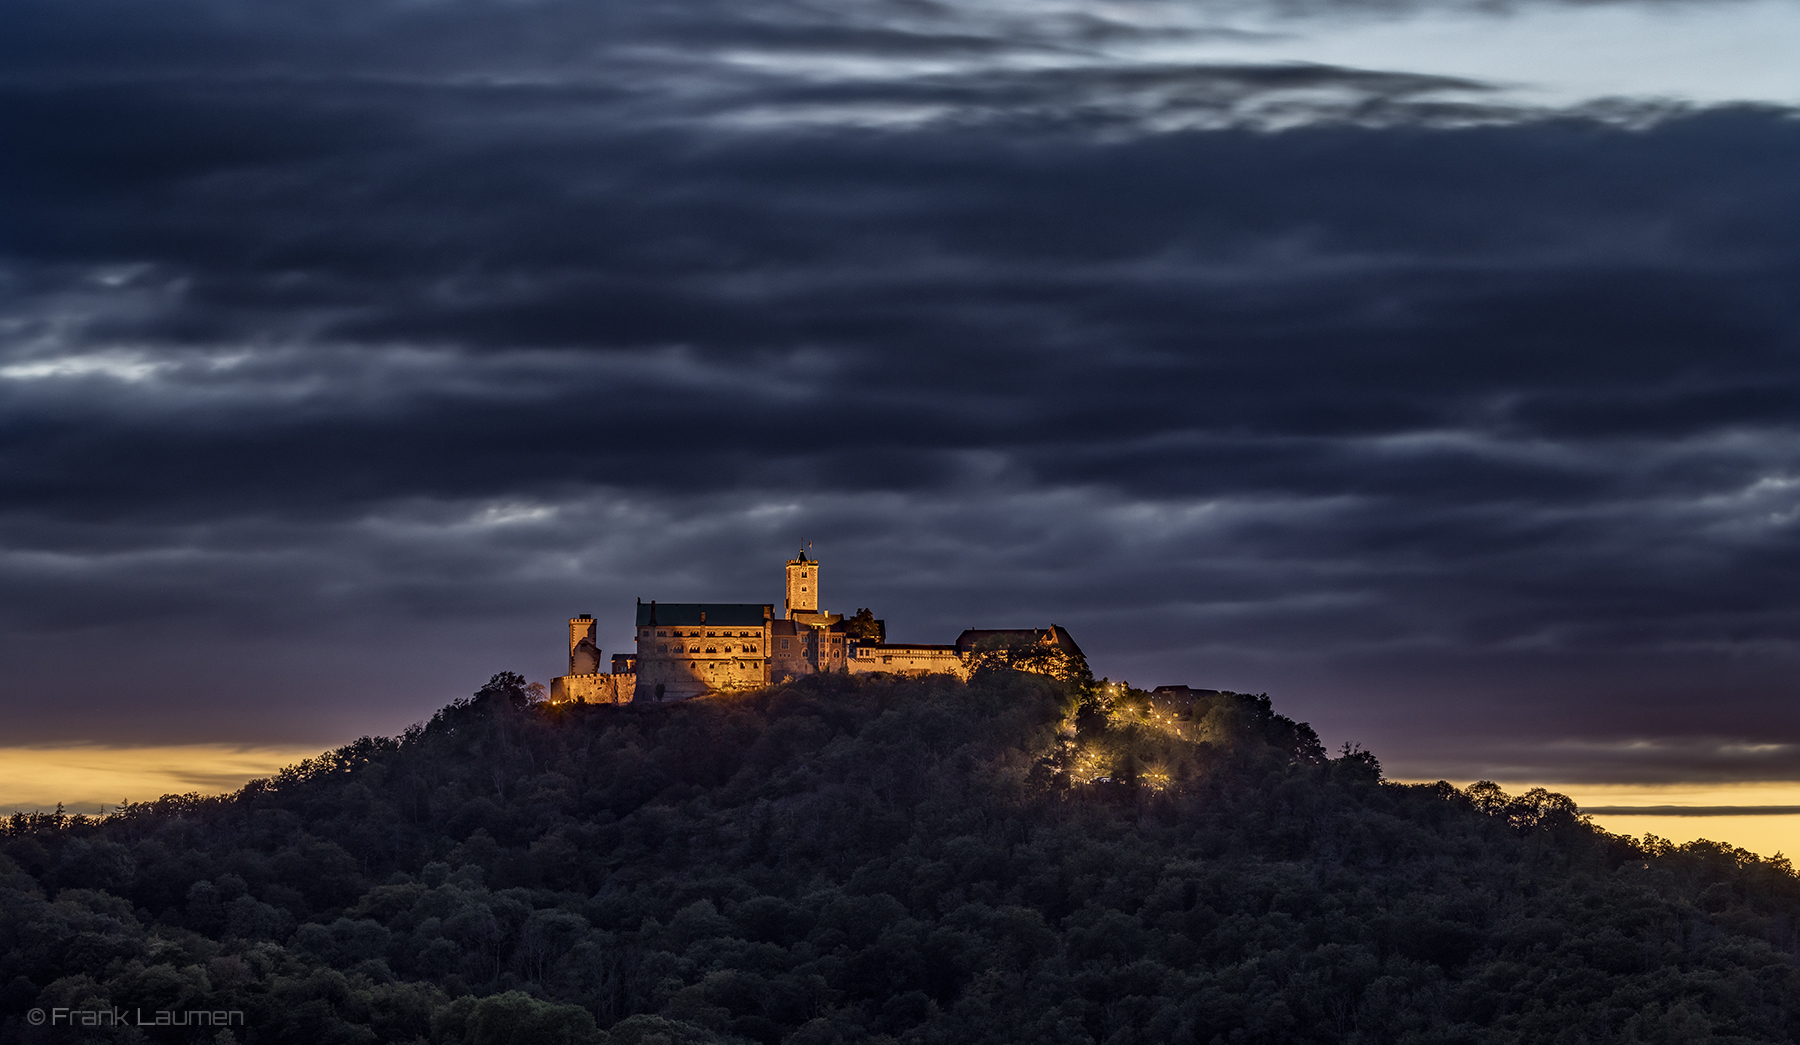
[6, 674, 1800, 1045]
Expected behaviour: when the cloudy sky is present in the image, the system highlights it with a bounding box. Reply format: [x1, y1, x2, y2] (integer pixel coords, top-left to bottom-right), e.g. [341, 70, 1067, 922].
[2, 0, 1798, 799]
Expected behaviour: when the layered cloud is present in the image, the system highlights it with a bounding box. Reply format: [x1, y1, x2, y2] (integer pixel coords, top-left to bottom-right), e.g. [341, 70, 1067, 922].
[0, 0, 1797, 783]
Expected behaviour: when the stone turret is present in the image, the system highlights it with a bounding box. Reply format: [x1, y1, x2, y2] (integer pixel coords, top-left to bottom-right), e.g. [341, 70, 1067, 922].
[568, 614, 600, 675]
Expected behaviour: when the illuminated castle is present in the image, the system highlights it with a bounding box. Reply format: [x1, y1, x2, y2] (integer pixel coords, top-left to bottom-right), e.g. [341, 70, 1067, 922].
[550, 550, 1080, 703]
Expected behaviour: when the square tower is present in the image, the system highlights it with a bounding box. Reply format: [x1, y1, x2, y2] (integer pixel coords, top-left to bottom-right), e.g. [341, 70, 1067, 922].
[785, 551, 818, 618]
[568, 614, 600, 675]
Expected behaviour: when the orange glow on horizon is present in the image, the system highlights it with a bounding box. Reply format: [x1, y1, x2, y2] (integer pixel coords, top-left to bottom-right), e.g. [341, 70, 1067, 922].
[1400, 779, 1800, 861]
[0, 744, 328, 814]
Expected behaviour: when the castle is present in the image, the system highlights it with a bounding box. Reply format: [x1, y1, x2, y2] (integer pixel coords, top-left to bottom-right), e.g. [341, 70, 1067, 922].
[549, 551, 1082, 703]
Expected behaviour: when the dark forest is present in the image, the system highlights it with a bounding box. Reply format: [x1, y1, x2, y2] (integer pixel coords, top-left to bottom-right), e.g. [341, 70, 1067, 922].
[6, 669, 1800, 1044]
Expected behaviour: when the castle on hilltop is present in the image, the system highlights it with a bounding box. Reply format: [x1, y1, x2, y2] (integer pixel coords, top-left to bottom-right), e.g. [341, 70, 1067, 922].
[550, 550, 1082, 703]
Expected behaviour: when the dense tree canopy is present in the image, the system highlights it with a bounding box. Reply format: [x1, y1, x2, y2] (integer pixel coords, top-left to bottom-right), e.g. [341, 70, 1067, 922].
[842, 612, 883, 644]
[5, 671, 1800, 1044]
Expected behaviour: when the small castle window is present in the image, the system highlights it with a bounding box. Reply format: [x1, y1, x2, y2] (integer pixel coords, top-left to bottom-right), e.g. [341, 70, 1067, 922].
[780, 639, 789, 648]
[657, 630, 667, 637]
[657, 644, 667, 652]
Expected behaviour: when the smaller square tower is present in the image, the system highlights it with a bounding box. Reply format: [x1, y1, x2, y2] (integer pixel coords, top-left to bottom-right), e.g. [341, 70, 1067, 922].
[785, 550, 818, 618]
[568, 614, 600, 675]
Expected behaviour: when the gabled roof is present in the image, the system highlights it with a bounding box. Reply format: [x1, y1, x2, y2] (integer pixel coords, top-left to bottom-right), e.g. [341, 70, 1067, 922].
[953, 625, 1083, 657]
[636, 602, 773, 627]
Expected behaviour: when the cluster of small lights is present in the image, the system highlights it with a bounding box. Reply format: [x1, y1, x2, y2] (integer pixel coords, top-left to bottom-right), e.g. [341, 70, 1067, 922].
[1109, 699, 1191, 741]
[1051, 685, 1222, 791]
[1069, 747, 1111, 786]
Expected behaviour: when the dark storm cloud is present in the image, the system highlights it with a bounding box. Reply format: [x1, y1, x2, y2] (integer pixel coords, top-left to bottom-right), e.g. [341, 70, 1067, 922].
[1, 0, 1798, 781]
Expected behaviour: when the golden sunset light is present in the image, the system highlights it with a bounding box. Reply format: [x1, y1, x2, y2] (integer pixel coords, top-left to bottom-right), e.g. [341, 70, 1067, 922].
[0, 745, 324, 814]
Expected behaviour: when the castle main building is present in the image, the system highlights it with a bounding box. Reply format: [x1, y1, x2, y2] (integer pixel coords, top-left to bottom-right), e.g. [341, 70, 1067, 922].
[550, 551, 1080, 703]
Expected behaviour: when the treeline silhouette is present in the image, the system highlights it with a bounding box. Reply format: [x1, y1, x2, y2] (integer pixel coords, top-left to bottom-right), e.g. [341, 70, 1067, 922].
[5, 671, 1800, 1044]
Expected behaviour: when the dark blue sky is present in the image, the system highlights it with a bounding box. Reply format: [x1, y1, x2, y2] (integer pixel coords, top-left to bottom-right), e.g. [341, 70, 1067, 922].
[2, 0, 1798, 785]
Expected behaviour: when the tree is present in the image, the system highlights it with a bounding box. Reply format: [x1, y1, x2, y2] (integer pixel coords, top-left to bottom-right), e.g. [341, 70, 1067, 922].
[474, 671, 545, 711]
[844, 608, 884, 642]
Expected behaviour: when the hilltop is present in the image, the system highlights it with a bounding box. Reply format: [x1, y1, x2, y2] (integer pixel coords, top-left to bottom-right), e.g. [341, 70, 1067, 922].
[5, 671, 1800, 1044]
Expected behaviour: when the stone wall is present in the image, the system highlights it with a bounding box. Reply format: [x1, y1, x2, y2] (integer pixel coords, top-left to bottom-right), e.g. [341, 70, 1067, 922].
[550, 672, 635, 704]
[633, 655, 767, 701]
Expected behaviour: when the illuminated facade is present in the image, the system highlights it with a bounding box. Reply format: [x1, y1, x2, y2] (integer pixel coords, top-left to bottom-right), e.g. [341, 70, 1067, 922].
[633, 601, 775, 702]
[550, 550, 1080, 703]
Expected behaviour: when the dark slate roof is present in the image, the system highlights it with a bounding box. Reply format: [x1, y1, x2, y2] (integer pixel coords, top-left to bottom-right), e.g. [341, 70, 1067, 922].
[953, 625, 1083, 657]
[1148, 685, 1221, 707]
[636, 602, 772, 627]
